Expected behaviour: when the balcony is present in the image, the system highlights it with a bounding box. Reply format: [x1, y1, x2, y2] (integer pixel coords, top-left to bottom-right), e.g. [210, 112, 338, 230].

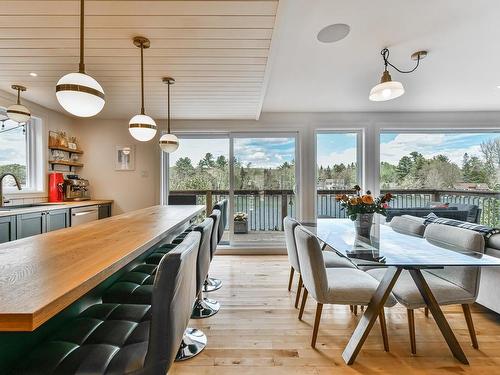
[171, 188, 500, 240]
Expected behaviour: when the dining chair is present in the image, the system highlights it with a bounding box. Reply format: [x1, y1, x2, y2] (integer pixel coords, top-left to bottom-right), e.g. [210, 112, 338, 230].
[367, 223, 485, 354]
[294, 225, 397, 349]
[284, 217, 356, 309]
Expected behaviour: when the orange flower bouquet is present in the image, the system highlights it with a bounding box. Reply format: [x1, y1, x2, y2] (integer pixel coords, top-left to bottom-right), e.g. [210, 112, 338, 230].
[336, 185, 393, 221]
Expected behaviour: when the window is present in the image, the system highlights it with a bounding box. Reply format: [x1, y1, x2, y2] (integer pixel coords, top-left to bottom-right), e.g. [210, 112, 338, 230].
[0, 113, 42, 193]
[380, 132, 500, 226]
[316, 131, 361, 217]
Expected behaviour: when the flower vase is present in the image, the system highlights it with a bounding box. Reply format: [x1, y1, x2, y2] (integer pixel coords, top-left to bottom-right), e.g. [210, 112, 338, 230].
[354, 213, 374, 238]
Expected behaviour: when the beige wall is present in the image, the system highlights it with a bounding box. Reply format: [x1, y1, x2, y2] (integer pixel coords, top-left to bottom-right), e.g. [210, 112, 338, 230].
[75, 118, 160, 214]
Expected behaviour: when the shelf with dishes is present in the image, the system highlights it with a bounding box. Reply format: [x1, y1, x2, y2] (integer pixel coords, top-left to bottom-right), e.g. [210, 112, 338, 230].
[48, 131, 83, 171]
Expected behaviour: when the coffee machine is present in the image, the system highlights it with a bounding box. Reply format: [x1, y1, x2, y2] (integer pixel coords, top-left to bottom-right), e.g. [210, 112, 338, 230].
[63, 175, 90, 201]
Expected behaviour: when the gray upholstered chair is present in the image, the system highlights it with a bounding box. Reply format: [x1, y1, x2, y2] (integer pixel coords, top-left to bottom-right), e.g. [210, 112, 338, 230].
[367, 223, 484, 354]
[17, 231, 201, 375]
[284, 217, 356, 309]
[294, 225, 397, 349]
[204, 199, 227, 292]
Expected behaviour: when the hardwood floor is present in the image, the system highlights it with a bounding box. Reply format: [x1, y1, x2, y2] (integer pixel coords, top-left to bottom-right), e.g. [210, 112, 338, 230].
[171, 255, 500, 374]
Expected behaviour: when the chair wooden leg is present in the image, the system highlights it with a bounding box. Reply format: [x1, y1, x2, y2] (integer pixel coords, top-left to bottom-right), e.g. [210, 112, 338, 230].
[288, 266, 295, 292]
[298, 288, 308, 320]
[407, 309, 417, 355]
[294, 275, 303, 309]
[462, 304, 479, 349]
[311, 303, 323, 348]
[353, 305, 358, 316]
[349, 305, 354, 312]
[379, 308, 389, 352]
[360, 305, 365, 312]
[424, 307, 429, 317]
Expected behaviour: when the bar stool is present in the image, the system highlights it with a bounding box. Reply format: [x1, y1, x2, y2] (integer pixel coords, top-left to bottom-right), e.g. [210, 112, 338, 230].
[204, 199, 227, 292]
[102, 219, 217, 361]
[17, 232, 201, 375]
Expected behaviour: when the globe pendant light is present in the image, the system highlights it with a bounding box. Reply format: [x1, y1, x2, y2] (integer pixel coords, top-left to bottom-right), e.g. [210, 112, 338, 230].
[7, 85, 31, 123]
[369, 48, 427, 102]
[159, 77, 179, 153]
[129, 37, 157, 142]
[55, 0, 105, 117]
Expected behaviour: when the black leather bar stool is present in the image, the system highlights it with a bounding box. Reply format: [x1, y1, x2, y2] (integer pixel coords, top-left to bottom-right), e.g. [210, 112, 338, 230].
[204, 199, 227, 292]
[16, 232, 200, 375]
[101, 218, 218, 361]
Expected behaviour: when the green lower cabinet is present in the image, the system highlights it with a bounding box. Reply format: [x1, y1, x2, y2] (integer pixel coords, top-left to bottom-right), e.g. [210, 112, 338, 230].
[16, 209, 70, 239]
[0, 216, 16, 243]
[46, 209, 70, 232]
[16, 212, 46, 239]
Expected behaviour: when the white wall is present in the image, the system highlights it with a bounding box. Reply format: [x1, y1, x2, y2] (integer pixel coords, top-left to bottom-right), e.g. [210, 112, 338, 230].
[75, 118, 160, 214]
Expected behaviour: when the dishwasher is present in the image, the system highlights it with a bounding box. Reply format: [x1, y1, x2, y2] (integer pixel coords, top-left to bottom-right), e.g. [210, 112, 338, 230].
[71, 205, 99, 227]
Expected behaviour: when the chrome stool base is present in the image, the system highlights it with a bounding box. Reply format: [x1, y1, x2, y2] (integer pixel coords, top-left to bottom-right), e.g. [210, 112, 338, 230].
[191, 297, 220, 319]
[175, 327, 207, 361]
[203, 276, 222, 292]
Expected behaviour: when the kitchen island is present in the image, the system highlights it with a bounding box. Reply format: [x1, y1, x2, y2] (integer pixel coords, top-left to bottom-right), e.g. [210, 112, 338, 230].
[0, 204, 204, 331]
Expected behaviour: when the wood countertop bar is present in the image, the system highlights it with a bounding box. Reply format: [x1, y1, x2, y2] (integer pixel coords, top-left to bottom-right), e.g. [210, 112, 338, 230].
[0, 205, 204, 331]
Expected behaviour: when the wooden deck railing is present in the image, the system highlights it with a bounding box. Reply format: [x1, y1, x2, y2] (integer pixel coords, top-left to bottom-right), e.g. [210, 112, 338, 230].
[170, 188, 500, 229]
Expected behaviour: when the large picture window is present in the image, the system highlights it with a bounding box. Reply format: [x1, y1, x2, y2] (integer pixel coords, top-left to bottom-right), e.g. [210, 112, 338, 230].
[316, 131, 361, 218]
[380, 132, 500, 226]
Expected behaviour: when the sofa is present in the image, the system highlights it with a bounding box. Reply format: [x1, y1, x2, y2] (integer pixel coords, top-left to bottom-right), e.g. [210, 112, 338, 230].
[390, 215, 500, 314]
[386, 202, 481, 223]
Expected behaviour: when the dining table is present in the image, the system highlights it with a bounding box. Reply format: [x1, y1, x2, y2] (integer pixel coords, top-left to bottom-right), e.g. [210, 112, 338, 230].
[300, 216, 500, 365]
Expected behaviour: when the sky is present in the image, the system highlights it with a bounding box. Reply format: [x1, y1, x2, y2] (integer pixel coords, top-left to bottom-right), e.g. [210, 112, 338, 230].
[317, 132, 500, 167]
[0, 120, 27, 166]
[169, 137, 295, 169]
[168, 132, 500, 171]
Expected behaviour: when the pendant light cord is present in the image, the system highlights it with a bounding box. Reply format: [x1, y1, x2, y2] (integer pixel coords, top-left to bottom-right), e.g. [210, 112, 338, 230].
[16, 88, 20, 105]
[167, 81, 171, 134]
[79, 0, 85, 73]
[381, 48, 420, 74]
[140, 42, 145, 115]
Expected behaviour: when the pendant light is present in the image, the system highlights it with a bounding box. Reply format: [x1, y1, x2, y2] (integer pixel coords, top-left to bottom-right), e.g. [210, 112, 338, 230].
[55, 0, 105, 117]
[369, 48, 427, 102]
[7, 85, 31, 123]
[159, 77, 179, 153]
[129, 37, 157, 142]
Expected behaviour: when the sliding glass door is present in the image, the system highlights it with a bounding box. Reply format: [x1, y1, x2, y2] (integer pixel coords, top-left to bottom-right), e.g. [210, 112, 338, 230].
[166, 133, 298, 247]
[230, 134, 298, 246]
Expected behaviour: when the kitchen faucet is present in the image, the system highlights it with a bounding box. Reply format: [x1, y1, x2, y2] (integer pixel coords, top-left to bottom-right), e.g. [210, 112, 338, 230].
[0, 173, 22, 207]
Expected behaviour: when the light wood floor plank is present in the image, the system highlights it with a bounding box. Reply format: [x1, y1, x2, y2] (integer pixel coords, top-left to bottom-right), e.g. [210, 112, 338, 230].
[171, 255, 500, 374]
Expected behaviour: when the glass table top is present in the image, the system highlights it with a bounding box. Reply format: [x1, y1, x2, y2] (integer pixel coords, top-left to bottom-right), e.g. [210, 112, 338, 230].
[300, 217, 500, 267]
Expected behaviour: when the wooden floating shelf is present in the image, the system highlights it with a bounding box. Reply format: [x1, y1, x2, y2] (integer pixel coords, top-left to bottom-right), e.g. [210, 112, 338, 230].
[49, 160, 84, 168]
[49, 146, 84, 154]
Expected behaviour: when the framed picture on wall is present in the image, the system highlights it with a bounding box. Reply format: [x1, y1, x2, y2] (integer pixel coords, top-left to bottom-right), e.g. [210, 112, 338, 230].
[115, 145, 135, 171]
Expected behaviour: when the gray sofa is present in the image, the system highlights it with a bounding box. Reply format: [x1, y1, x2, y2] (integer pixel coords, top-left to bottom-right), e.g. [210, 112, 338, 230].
[390, 215, 500, 314]
[386, 203, 481, 223]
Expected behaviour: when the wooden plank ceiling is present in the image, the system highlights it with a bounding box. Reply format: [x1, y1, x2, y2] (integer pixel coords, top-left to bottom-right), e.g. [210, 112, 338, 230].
[0, 0, 279, 119]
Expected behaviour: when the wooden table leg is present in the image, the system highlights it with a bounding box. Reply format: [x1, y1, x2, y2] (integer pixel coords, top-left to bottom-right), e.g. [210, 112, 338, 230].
[408, 269, 469, 365]
[342, 266, 402, 365]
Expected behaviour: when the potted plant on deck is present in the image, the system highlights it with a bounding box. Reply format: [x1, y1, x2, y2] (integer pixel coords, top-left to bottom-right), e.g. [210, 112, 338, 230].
[234, 212, 249, 234]
[336, 185, 393, 237]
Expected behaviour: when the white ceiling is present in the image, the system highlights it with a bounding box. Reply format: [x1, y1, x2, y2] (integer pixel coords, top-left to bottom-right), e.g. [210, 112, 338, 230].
[0, 0, 278, 119]
[263, 0, 500, 112]
[2, 0, 500, 119]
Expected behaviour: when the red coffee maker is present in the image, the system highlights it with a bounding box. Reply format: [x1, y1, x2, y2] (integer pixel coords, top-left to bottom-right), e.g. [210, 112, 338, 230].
[48, 172, 64, 202]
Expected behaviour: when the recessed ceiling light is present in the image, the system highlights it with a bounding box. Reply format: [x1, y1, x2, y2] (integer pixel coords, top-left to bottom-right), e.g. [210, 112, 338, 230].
[317, 23, 350, 43]
[29, 72, 38, 77]
[497, 85, 500, 89]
